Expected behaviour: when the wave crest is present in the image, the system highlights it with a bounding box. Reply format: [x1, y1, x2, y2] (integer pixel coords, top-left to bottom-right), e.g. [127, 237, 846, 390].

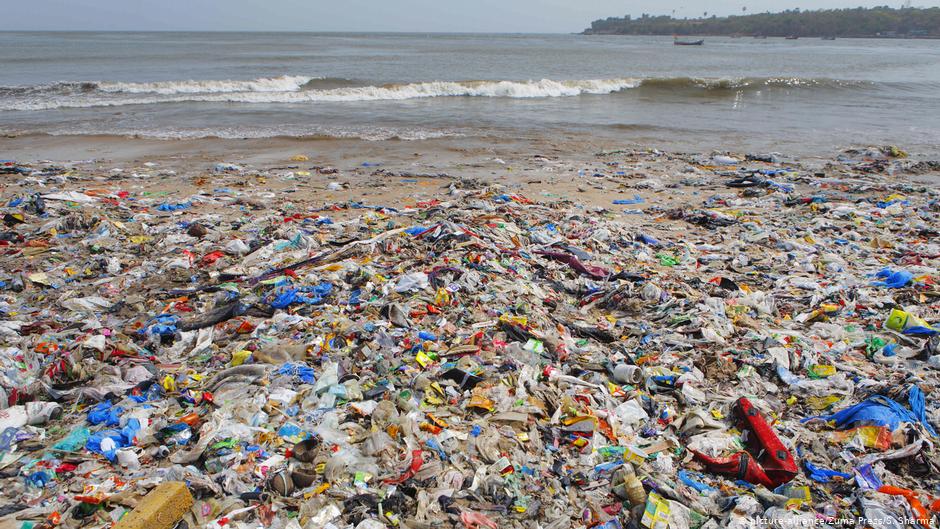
[0, 75, 888, 111]
[96, 75, 317, 94]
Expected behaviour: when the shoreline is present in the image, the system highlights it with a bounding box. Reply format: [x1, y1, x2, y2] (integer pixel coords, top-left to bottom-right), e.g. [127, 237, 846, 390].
[4, 133, 940, 169]
[1, 135, 938, 220]
[2, 134, 938, 186]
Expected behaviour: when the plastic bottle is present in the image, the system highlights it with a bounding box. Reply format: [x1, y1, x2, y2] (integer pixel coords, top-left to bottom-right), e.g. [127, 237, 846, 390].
[612, 462, 647, 507]
[623, 463, 648, 507]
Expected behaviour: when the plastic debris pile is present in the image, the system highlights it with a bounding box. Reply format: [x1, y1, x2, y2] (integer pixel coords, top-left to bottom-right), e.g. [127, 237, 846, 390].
[0, 149, 939, 529]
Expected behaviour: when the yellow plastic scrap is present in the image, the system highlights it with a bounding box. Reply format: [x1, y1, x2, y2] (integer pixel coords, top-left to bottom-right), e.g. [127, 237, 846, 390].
[781, 485, 812, 509]
[806, 395, 843, 410]
[415, 350, 433, 368]
[499, 314, 527, 327]
[230, 350, 251, 367]
[641, 492, 671, 529]
[830, 426, 892, 451]
[808, 364, 836, 378]
[467, 393, 495, 412]
[434, 288, 451, 306]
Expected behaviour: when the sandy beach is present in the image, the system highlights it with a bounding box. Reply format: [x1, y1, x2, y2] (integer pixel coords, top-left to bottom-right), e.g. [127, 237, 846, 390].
[3, 133, 937, 208]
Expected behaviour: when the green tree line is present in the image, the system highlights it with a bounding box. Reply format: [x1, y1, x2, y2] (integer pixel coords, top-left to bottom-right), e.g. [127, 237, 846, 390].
[584, 6, 940, 38]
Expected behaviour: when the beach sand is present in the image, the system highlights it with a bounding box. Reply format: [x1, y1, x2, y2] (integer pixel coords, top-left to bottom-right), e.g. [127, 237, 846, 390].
[3, 133, 937, 232]
[0, 134, 680, 219]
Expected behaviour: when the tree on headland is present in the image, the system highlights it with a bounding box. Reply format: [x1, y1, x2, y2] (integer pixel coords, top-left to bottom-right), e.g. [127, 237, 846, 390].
[583, 6, 940, 38]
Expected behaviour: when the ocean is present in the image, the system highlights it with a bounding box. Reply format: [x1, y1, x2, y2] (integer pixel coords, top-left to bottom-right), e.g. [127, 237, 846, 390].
[2, 31, 939, 157]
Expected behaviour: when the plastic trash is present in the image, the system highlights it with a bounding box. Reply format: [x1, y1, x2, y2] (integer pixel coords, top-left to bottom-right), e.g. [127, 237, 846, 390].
[870, 267, 914, 288]
[692, 398, 797, 488]
[0, 147, 938, 529]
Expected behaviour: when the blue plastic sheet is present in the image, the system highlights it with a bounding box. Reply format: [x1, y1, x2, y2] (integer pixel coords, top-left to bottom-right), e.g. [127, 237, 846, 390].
[348, 288, 362, 305]
[141, 314, 179, 336]
[156, 202, 191, 212]
[86, 419, 140, 461]
[269, 282, 333, 309]
[767, 180, 795, 193]
[678, 470, 717, 493]
[806, 387, 937, 437]
[425, 438, 448, 461]
[593, 460, 623, 474]
[613, 195, 644, 205]
[87, 400, 123, 427]
[804, 461, 852, 483]
[902, 325, 939, 337]
[881, 343, 897, 357]
[876, 198, 910, 209]
[277, 363, 316, 384]
[854, 463, 883, 490]
[870, 268, 913, 288]
[26, 471, 51, 488]
[909, 385, 936, 436]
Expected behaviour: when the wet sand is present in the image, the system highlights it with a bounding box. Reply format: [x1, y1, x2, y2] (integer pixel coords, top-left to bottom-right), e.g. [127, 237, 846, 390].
[1, 134, 937, 226]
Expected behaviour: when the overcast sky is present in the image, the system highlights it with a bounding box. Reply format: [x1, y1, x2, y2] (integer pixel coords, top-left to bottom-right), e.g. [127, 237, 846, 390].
[3, 0, 934, 33]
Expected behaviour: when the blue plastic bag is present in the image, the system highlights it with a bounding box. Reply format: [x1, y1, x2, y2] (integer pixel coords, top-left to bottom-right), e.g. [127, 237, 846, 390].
[277, 362, 316, 384]
[804, 461, 852, 483]
[870, 268, 913, 288]
[156, 202, 191, 212]
[87, 400, 123, 427]
[613, 195, 644, 205]
[141, 314, 179, 336]
[269, 282, 332, 309]
[86, 419, 140, 461]
[806, 388, 936, 437]
[678, 470, 717, 493]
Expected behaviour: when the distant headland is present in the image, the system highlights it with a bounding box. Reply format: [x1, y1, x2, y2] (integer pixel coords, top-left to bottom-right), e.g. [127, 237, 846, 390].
[583, 6, 940, 39]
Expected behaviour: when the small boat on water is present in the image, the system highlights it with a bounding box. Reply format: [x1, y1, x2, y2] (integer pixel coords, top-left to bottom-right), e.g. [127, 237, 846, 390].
[785, 35, 800, 40]
[822, 36, 837, 40]
[673, 38, 704, 46]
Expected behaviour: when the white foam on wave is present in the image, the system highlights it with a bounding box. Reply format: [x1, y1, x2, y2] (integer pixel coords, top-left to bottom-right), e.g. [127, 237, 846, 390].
[303, 78, 643, 100]
[1, 78, 642, 110]
[96, 75, 317, 95]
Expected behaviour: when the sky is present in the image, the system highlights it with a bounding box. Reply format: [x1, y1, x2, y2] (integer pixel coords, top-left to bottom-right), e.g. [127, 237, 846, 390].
[2, 0, 934, 33]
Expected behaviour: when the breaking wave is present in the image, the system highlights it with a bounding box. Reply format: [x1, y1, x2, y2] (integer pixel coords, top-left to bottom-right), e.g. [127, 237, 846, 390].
[0, 75, 895, 111]
[96, 75, 319, 94]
